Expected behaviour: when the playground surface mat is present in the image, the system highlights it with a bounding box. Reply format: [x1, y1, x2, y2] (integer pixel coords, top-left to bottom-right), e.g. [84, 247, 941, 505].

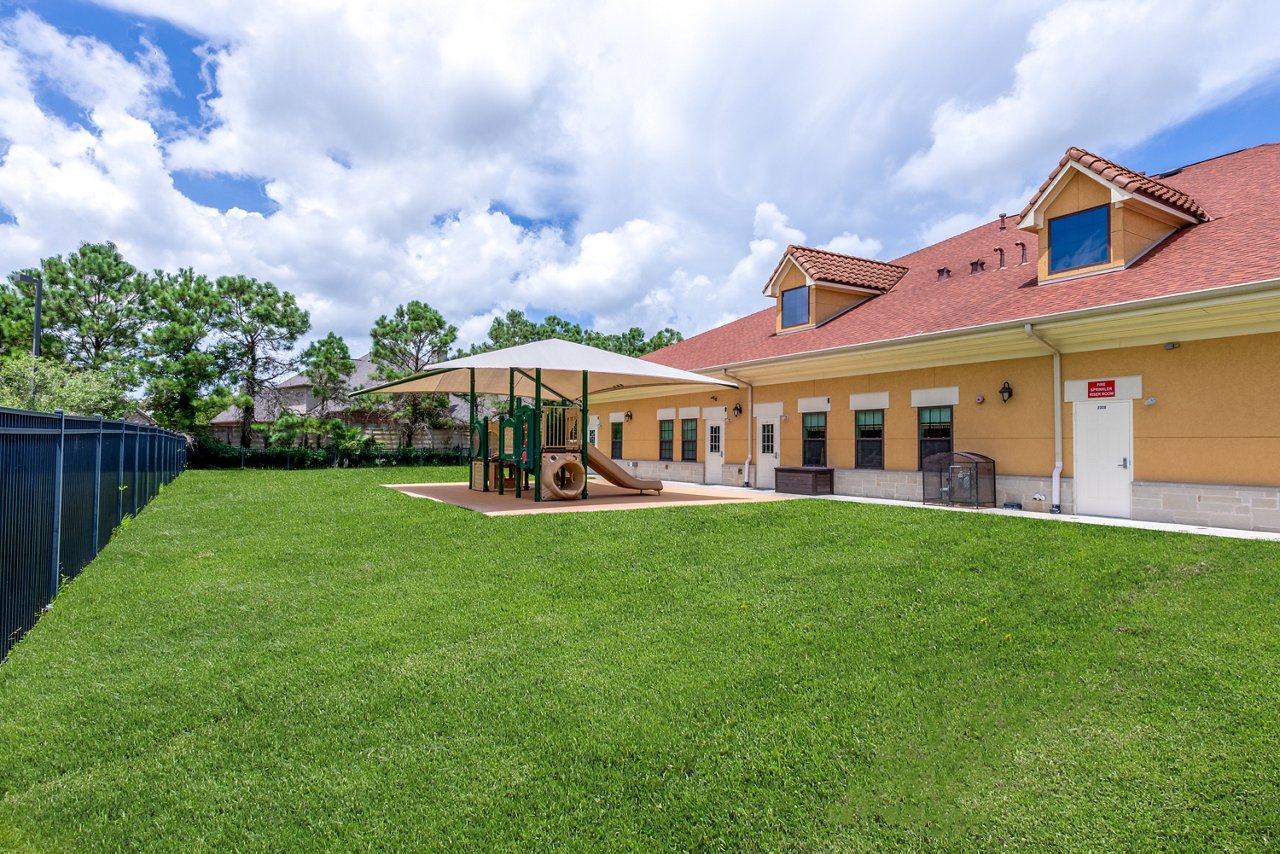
[383, 479, 795, 515]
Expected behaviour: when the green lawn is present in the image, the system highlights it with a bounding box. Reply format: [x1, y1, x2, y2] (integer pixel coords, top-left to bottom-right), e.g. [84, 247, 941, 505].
[1, 467, 1278, 850]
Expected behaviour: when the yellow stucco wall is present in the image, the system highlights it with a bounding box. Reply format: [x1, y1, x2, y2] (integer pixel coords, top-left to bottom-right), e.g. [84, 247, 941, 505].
[1061, 332, 1280, 484]
[813, 287, 865, 325]
[593, 330, 1280, 487]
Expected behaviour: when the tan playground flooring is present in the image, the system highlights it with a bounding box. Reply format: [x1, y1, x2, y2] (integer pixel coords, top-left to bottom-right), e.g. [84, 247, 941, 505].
[383, 479, 794, 516]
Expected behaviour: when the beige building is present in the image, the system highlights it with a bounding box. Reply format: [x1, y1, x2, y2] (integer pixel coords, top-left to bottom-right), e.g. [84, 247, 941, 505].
[589, 144, 1280, 532]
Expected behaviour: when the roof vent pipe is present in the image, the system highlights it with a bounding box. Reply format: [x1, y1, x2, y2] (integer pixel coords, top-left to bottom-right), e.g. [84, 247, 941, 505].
[994, 247, 1005, 269]
[999, 213, 1007, 230]
[1015, 240, 1027, 265]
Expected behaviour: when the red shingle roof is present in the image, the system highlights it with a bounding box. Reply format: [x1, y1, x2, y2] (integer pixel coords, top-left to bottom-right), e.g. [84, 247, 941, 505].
[647, 143, 1280, 372]
[773, 245, 909, 293]
[1020, 146, 1209, 223]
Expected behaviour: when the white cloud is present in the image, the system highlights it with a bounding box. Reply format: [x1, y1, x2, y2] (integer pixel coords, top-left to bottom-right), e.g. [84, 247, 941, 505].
[895, 0, 1280, 201]
[820, 232, 883, 258]
[0, 0, 1277, 360]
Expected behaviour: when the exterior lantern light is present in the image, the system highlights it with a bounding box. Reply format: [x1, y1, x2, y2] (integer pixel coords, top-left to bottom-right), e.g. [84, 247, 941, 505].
[624, 410, 633, 422]
[999, 381, 1014, 403]
[732, 403, 743, 417]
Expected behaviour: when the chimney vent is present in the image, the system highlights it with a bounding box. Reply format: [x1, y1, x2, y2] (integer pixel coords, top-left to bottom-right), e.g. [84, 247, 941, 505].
[999, 213, 1007, 230]
[937, 267, 951, 281]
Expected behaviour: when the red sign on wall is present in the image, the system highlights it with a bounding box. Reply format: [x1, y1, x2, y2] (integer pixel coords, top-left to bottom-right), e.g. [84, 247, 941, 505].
[1087, 380, 1116, 399]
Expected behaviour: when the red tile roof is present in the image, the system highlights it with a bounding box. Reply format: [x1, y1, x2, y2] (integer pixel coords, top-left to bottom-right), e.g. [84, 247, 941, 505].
[773, 245, 909, 293]
[1020, 146, 1209, 223]
[647, 143, 1280, 372]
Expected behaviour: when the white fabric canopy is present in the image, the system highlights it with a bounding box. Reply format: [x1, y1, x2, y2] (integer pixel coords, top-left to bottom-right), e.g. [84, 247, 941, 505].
[353, 338, 735, 401]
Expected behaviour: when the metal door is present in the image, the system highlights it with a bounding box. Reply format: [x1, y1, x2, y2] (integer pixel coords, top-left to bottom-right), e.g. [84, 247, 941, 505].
[704, 420, 723, 484]
[756, 417, 779, 489]
[1073, 400, 1132, 518]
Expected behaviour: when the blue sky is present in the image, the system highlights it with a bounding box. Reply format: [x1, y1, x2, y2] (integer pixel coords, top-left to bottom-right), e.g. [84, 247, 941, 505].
[3, 0, 1280, 354]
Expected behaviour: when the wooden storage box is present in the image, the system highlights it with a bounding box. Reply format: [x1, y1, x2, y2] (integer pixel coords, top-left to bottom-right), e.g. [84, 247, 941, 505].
[774, 466, 834, 495]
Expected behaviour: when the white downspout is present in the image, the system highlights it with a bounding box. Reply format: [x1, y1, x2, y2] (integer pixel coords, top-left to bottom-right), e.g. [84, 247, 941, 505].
[723, 369, 753, 487]
[1024, 323, 1063, 513]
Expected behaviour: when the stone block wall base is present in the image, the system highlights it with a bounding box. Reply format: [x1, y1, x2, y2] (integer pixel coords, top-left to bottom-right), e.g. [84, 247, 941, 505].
[1131, 481, 1280, 532]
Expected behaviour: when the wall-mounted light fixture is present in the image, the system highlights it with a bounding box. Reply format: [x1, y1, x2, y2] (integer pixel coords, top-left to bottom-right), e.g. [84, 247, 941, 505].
[998, 381, 1014, 403]
[624, 410, 633, 422]
[732, 403, 742, 417]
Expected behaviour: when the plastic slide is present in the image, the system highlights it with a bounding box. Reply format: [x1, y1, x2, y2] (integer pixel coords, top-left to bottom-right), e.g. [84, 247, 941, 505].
[585, 444, 663, 493]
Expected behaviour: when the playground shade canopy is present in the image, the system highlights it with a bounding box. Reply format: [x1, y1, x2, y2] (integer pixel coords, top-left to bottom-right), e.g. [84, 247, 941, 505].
[353, 339, 736, 401]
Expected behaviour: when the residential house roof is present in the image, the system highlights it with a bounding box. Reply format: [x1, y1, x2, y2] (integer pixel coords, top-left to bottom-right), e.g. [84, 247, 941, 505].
[210, 353, 471, 426]
[645, 143, 1280, 372]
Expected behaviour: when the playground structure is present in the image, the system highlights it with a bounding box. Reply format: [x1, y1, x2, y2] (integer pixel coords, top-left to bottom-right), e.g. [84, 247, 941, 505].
[469, 397, 661, 501]
[355, 340, 732, 503]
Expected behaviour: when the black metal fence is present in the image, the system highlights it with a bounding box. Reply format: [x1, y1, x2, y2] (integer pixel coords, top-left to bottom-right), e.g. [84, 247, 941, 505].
[1, 407, 186, 660]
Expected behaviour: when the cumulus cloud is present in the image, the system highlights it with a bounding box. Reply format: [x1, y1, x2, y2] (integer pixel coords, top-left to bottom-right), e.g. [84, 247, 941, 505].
[0, 0, 1277, 357]
[896, 0, 1280, 202]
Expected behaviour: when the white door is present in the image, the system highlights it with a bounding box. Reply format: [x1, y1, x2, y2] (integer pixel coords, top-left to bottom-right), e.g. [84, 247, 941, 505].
[704, 420, 724, 484]
[756, 417, 779, 489]
[1073, 400, 1133, 518]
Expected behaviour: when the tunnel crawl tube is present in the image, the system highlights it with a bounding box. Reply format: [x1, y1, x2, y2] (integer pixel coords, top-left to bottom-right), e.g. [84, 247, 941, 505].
[541, 453, 587, 500]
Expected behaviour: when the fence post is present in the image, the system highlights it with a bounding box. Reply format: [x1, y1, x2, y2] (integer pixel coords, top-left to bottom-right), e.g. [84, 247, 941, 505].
[92, 415, 102, 557]
[116, 422, 124, 527]
[240, 446, 245, 469]
[50, 409, 65, 601]
[133, 425, 140, 515]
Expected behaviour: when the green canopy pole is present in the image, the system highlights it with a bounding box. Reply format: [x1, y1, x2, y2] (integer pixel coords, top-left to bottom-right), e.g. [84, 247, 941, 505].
[581, 370, 589, 499]
[533, 367, 543, 502]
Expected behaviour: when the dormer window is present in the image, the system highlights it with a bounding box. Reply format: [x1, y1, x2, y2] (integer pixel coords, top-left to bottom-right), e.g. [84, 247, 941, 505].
[1048, 204, 1110, 273]
[781, 287, 809, 328]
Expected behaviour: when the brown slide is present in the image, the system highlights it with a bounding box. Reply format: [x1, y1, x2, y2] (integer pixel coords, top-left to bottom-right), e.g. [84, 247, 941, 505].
[585, 444, 663, 493]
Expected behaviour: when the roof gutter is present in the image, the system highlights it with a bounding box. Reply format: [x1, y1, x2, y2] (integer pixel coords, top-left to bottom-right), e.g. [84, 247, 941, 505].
[691, 274, 1280, 376]
[1023, 323, 1063, 514]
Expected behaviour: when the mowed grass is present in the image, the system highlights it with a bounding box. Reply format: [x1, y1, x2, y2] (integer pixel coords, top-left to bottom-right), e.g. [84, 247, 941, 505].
[1, 468, 1278, 850]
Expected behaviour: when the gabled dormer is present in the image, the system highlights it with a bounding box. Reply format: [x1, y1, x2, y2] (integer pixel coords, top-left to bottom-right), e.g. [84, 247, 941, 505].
[1018, 147, 1209, 284]
[763, 245, 908, 334]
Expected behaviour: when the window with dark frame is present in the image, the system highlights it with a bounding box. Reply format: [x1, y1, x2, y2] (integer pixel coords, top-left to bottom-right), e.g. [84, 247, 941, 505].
[681, 418, 697, 461]
[659, 419, 674, 461]
[918, 406, 953, 469]
[760, 422, 775, 456]
[1048, 204, 1110, 273]
[855, 409, 884, 469]
[708, 424, 721, 455]
[802, 412, 826, 467]
[781, 287, 809, 328]
[611, 422, 623, 459]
